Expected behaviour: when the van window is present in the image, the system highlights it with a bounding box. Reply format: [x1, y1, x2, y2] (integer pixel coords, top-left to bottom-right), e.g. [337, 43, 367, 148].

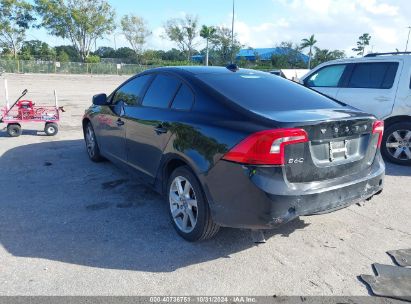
[347, 62, 399, 89]
[305, 64, 347, 87]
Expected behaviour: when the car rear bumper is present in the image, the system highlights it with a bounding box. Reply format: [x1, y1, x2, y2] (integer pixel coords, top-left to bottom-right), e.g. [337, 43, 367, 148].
[204, 153, 385, 229]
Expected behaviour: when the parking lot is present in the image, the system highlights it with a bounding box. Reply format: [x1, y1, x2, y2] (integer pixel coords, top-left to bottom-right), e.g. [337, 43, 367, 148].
[0, 73, 410, 296]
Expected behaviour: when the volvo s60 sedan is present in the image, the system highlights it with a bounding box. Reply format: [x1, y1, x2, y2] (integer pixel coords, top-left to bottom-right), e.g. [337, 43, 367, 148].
[83, 66, 385, 242]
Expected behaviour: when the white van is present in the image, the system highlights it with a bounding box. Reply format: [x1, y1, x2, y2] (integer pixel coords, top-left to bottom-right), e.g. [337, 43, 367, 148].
[301, 52, 411, 165]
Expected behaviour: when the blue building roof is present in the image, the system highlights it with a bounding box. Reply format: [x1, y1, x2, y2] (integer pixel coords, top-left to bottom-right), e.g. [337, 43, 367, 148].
[236, 47, 308, 63]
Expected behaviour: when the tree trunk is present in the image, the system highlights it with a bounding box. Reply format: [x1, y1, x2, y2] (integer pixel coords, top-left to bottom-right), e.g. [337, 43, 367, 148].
[308, 46, 312, 69]
[205, 39, 209, 66]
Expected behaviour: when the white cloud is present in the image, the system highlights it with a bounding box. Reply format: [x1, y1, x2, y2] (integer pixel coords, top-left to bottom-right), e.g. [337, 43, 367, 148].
[228, 0, 410, 56]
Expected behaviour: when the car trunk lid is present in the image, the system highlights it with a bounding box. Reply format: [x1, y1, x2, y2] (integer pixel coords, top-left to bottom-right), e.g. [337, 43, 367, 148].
[254, 109, 379, 183]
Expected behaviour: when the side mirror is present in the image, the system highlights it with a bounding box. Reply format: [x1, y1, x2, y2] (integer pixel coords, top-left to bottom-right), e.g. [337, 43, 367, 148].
[92, 93, 109, 106]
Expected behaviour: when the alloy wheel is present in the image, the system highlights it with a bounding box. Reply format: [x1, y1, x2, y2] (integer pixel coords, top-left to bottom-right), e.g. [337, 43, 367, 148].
[86, 125, 96, 158]
[169, 176, 198, 233]
[386, 130, 411, 160]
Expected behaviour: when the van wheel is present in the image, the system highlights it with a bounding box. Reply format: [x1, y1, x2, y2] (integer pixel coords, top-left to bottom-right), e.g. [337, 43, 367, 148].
[381, 122, 411, 166]
[167, 166, 219, 242]
[7, 124, 22, 137]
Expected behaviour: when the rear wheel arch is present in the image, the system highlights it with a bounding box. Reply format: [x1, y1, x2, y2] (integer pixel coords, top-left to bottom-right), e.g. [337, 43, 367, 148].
[384, 115, 411, 127]
[159, 156, 194, 195]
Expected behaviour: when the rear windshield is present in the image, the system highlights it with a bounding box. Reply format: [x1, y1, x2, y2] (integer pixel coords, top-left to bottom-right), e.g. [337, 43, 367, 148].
[197, 71, 344, 112]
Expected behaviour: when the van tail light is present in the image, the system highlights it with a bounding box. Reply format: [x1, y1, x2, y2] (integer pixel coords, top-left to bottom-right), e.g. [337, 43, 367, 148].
[372, 120, 384, 148]
[222, 128, 308, 165]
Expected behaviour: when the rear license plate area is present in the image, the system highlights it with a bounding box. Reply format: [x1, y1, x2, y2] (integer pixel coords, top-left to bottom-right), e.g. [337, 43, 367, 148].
[329, 140, 348, 161]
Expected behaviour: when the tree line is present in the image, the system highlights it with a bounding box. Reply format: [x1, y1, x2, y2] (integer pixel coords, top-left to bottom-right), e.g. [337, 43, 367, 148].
[0, 0, 372, 69]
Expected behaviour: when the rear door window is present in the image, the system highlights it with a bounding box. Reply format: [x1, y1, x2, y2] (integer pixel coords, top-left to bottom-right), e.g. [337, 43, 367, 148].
[171, 84, 194, 111]
[305, 64, 347, 87]
[142, 74, 180, 108]
[113, 75, 151, 106]
[347, 62, 399, 89]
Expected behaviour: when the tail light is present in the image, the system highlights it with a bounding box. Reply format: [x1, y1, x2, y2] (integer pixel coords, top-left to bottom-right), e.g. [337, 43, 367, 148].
[372, 120, 384, 148]
[222, 128, 308, 165]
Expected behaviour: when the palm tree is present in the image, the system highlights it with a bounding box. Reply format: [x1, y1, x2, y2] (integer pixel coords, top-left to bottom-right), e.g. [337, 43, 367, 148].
[200, 25, 216, 66]
[300, 34, 317, 69]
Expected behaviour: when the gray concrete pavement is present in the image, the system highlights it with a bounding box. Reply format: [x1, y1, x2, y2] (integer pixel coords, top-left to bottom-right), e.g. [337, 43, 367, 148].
[0, 74, 410, 296]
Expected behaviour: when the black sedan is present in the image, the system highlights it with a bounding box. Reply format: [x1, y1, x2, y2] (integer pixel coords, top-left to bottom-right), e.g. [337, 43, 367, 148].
[83, 66, 385, 242]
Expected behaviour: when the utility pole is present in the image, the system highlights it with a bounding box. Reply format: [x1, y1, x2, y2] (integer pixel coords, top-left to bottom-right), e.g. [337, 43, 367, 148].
[406, 26, 411, 52]
[231, 0, 235, 63]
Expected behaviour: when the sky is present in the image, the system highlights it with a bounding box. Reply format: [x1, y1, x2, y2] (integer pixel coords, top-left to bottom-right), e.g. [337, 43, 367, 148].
[27, 0, 411, 56]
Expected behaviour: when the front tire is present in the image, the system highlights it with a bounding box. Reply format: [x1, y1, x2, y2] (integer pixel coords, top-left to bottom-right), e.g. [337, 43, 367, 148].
[167, 166, 219, 242]
[84, 122, 104, 162]
[381, 121, 411, 166]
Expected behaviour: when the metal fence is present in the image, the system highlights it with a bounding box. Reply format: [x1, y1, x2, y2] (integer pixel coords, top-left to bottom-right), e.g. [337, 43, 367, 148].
[0, 59, 159, 75]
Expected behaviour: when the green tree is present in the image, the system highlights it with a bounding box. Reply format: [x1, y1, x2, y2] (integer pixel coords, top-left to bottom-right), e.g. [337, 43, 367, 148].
[352, 33, 371, 56]
[94, 46, 115, 58]
[271, 42, 306, 69]
[0, 0, 35, 59]
[120, 14, 151, 61]
[35, 0, 116, 62]
[55, 45, 81, 62]
[85, 54, 100, 63]
[57, 50, 70, 62]
[164, 14, 199, 61]
[209, 26, 241, 65]
[312, 47, 345, 67]
[300, 34, 317, 69]
[20, 40, 56, 60]
[200, 25, 216, 66]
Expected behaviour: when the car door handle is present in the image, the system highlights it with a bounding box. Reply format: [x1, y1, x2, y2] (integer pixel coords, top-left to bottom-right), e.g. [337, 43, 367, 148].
[116, 119, 125, 126]
[375, 96, 390, 102]
[154, 125, 168, 135]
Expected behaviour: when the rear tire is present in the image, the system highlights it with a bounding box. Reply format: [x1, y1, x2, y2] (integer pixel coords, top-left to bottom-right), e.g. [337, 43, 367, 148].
[84, 122, 104, 162]
[7, 124, 22, 137]
[381, 121, 411, 166]
[167, 166, 219, 242]
[44, 123, 58, 136]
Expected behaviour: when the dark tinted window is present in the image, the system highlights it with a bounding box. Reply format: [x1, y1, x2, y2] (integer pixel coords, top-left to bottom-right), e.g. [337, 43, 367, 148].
[171, 84, 194, 110]
[305, 64, 347, 87]
[142, 74, 180, 108]
[197, 71, 343, 112]
[113, 75, 151, 106]
[348, 62, 399, 89]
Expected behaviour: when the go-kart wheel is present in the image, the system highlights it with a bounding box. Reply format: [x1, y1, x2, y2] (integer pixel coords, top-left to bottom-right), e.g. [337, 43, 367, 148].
[7, 124, 22, 137]
[44, 123, 58, 136]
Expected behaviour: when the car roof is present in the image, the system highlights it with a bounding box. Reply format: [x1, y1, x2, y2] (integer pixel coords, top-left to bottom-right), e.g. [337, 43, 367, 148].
[142, 66, 263, 76]
[321, 54, 411, 66]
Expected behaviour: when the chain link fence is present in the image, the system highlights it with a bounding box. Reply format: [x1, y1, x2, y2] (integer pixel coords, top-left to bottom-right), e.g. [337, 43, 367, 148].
[0, 59, 160, 75]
